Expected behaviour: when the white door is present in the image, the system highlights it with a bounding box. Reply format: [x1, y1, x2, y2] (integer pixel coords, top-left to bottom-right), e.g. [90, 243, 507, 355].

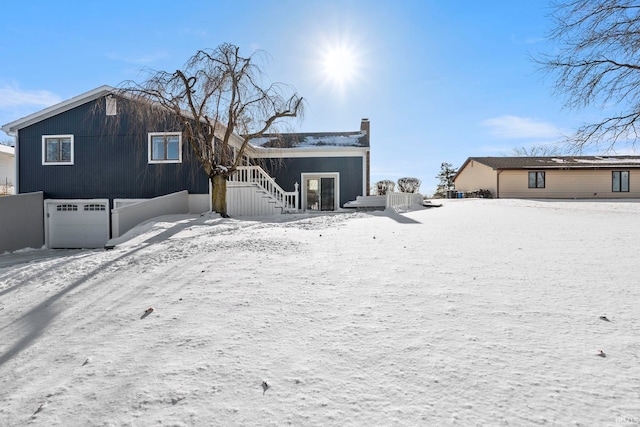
[45, 199, 110, 248]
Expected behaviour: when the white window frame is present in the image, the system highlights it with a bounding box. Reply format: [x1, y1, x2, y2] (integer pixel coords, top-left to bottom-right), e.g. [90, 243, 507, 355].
[42, 134, 74, 165]
[301, 172, 340, 211]
[148, 132, 182, 164]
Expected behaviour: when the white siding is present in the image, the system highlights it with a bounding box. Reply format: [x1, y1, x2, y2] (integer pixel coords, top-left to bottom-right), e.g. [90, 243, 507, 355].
[0, 149, 15, 191]
[226, 183, 283, 216]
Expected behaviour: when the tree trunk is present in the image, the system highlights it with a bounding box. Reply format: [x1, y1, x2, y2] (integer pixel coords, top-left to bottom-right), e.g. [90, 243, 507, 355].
[211, 174, 228, 217]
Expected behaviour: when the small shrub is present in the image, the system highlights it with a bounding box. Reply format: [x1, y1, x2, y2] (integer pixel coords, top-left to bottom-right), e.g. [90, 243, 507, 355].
[397, 177, 421, 193]
[464, 189, 492, 198]
[375, 180, 396, 195]
[478, 189, 492, 198]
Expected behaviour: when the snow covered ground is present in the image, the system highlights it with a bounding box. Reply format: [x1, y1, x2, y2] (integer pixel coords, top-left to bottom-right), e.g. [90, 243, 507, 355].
[1, 199, 639, 426]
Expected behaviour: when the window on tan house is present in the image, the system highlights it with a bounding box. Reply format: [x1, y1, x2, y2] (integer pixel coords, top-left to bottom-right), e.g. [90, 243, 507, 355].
[612, 171, 629, 192]
[528, 171, 545, 188]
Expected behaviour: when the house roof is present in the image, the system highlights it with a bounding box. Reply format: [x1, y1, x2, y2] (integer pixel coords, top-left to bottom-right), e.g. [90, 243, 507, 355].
[462, 155, 640, 171]
[250, 131, 369, 149]
[0, 144, 14, 155]
[2, 85, 369, 151]
[2, 85, 114, 135]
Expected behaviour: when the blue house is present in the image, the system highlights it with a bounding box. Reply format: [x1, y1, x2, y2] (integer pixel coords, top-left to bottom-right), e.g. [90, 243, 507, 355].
[2, 85, 370, 248]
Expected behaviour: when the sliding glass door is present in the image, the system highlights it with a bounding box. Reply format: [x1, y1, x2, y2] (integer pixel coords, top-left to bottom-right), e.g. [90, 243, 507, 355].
[303, 174, 338, 211]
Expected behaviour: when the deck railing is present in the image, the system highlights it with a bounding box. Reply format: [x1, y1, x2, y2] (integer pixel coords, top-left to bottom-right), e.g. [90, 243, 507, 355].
[386, 192, 423, 209]
[229, 166, 299, 212]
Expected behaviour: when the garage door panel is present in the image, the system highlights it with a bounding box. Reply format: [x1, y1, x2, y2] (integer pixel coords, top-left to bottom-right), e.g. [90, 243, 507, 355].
[45, 199, 110, 249]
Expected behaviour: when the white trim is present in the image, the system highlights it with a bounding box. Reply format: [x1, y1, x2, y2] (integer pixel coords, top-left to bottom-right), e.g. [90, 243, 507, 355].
[362, 153, 367, 197]
[148, 132, 182, 164]
[301, 172, 340, 211]
[2, 85, 114, 135]
[42, 134, 74, 165]
[14, 133, 19, 193]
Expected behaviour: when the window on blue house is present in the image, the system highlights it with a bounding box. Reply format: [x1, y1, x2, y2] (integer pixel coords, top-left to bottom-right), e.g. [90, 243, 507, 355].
[148, 132, 182, 163]
[42, 135, 74, 165]
[528, 171, 545, 188]
[612, 171, 629, 192]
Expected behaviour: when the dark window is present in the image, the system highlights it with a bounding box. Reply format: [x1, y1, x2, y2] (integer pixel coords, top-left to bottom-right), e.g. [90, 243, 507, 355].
[56, 204, 78, 211]
[612, 171, 629, 192]
[528, 171, 545, 188]
[84, 204, 106, 211]
[43, 136, 73, 164]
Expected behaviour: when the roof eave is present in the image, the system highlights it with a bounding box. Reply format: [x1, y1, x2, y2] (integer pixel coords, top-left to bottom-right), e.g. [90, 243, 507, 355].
[1, 85, 115, 135]
[0, 144, 14, 155]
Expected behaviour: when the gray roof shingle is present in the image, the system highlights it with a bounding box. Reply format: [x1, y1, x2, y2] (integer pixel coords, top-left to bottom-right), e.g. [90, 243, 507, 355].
[468, 156, 640, 170]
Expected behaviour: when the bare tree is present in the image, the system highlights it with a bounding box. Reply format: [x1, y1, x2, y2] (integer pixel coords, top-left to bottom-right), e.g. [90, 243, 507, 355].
[511, 144, 565, 156]
[538, 0, 640, 152]
[119, 43, 304, 216]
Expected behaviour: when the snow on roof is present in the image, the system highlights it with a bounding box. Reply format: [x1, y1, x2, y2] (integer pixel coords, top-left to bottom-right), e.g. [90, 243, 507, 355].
[298, 133, 367, 147]
[0, 144, 15, 155]
[251, 132, 368, 149]
[466, 156, 640, 170]
[571, 156, 640, 164]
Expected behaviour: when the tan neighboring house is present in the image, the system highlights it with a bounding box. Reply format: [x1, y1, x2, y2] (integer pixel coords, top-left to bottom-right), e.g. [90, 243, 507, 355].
[0, 144, 15, 195]
[454, 156, 640, 199]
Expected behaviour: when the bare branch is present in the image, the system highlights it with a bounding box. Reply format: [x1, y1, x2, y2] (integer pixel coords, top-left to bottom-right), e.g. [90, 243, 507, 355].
[538, 0, 640, 152]
[117, 43, 304, 215]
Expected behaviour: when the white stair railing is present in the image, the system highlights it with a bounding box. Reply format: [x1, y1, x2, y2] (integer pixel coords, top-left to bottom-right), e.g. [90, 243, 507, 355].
[229, 166, 299, 212]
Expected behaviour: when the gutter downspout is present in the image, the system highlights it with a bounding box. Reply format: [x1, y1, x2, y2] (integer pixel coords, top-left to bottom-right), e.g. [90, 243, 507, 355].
[496, 169, 503, 199]
[8, 130, 18, 195]
[15, 133, 18, 195]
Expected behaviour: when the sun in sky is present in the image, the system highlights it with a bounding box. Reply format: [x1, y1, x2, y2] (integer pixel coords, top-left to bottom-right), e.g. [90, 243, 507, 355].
[315, 34, 365, 96]
[321, 44, 357, 85]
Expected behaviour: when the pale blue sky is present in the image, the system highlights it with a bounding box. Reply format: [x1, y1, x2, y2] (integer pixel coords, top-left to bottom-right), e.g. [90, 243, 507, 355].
[0, 0, 617, 193]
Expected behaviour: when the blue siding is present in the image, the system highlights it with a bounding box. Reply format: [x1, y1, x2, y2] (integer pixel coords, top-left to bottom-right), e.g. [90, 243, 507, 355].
[259, 156, 364, 208]
[17, 97, 208, 205]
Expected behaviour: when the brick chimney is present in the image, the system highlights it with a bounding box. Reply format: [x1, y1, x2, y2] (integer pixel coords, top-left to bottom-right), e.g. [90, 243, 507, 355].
[360, 118, 370, 138]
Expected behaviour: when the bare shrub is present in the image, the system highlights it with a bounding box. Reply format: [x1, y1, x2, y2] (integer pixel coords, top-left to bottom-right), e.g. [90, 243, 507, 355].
[397, 177, 421, 193]
[375, 180, 395, 195]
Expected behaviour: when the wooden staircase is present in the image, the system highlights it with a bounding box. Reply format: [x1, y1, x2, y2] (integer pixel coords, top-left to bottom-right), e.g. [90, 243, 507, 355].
[227, 166, 299, 216]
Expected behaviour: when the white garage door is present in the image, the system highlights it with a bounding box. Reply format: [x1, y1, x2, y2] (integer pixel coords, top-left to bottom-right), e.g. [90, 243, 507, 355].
[45, 199, 110, 249]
